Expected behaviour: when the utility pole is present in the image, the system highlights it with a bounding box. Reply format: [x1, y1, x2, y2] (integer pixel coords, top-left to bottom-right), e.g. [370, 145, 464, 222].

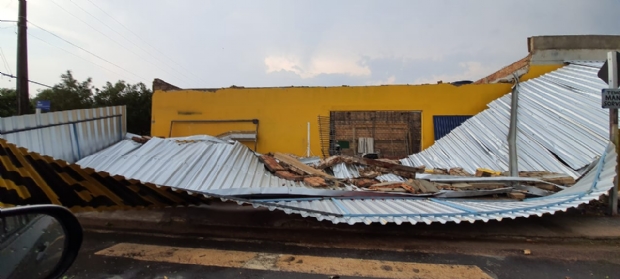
[508, 73, 520, 178]
[607, 51, 619, 215]
[16, 0, 29, 115]
[600, 51, 620, 215]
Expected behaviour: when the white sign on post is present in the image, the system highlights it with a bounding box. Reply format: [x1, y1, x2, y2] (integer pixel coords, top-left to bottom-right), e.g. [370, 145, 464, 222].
[602, 89, 620, 108]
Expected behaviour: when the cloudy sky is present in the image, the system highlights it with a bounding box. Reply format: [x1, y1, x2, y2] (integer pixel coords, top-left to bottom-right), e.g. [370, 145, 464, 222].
[0, 0, 618, 95]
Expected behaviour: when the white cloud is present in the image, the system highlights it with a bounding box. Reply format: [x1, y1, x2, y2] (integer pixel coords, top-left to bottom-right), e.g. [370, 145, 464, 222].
[265, 54, 371, 79]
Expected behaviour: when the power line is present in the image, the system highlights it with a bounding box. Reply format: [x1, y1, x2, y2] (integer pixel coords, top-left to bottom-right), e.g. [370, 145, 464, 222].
[49, 0, 190, 85]
[85, 0, 203, 82]
[28, 31, 134, 83]
[27, 20, 148, 81]
[0, 70, 52, 88]
[67, 0, 198, 84]
[0, 47, 11, 75]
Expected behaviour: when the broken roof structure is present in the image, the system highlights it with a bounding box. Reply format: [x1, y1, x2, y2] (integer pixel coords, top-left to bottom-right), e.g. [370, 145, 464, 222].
[401, 62, 610, 178]
[67, 62, 620, 225]
[2, 36, 619, 226]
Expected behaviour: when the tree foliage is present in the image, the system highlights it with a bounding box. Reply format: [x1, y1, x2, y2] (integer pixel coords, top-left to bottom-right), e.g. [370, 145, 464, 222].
[94, 81, 152, 135]
[0, 88, 18, 117]
[0, 88, 34, 117]
[33, 71, 94, 111]
[2, 70, 153, 135]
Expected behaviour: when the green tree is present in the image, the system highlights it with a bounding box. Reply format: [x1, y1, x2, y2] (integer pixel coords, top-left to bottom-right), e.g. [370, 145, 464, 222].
[0, 88, 35, 117]
[94, 81, 152, 135]
[14, 70, 155, 135]
[0, 88, 18, 117]
[33, 70, 94, 111]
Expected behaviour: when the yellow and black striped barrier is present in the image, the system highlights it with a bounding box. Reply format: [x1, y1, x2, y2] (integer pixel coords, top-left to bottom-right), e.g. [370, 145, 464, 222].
[0, 139, 210, 212]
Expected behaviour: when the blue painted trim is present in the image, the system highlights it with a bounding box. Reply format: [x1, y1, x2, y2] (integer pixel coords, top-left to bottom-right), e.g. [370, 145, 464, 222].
[331, 198, 351, 215]
[430, 198, 477, 213]
[72, 123, 82, 160]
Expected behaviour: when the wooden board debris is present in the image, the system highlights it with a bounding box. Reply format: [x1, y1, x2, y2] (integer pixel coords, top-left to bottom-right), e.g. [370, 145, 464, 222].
[368, 182, 417, 194]
[351, 178, 379, 188]
[508, 192, 526, 200]
[274, 153, 337, 180]
[475, 168, 502, 177]
[303, 177, 327, 187]
[274, 171, 304, 181]
[315, 155, 424, 176]
[449, 167, 472, 176]
[259, 155, 285, 172]
[405, 179, 439, 194]
[426, 168, 449, 175]
[539, 174, 575, 185]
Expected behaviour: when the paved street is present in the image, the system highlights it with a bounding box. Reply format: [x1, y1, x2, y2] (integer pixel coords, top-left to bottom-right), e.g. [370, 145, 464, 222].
[64, 227, 620, 279]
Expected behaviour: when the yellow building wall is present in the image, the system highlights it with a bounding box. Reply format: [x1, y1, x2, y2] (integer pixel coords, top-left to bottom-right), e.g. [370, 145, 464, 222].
[151, 63, 565, 156]
[152, 83, 519, 156]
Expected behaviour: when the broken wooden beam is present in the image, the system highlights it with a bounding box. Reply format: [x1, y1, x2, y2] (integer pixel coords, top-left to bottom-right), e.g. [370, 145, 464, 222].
[274, 153, 337, 180]
[405, 179, 440, 193]
[274, 171, 304, 181]
[303, 177, 327, 187]
[368, 182, 417, 194]
[508, 192, 526, 200]
[475, 168, 502, 177]
[259, 155, 285, 172]
[316, 155, 424, 175]
[449, 167, 472, 176]
[351, 178, 379, 188]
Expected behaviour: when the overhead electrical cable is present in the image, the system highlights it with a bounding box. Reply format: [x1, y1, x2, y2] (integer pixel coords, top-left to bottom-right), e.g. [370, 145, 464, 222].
[68, 0, 199, 84]
[0, 70, 52, 88]
[28, 31, 134, 83]
[28, 20, 148, 81]
[85, 0, 203, 82]
[48, 0, 189, 84]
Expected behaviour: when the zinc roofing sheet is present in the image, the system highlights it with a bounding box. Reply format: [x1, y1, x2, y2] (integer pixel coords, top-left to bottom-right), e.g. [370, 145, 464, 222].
[77, 136, 369, 197]
[400, 63, 610, 178]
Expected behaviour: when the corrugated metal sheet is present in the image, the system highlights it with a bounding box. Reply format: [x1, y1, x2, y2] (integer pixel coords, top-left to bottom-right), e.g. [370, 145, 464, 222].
[0, 106, 126, 163]
[401, 63, 610, 178]
[77, 137, 365, 197]
[433, 116, 472, 140]
[249, 142, 616, 225]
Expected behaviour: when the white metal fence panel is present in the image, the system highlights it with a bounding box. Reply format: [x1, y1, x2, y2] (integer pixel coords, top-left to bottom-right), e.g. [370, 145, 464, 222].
[0, 106, 126, 163]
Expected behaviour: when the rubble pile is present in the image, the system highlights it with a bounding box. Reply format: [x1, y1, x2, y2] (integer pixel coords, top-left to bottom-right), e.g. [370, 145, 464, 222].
[259, 153, 577, 199]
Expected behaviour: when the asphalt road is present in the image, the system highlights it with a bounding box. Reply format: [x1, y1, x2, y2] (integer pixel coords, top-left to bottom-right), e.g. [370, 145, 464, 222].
[63, 229, 620, 279]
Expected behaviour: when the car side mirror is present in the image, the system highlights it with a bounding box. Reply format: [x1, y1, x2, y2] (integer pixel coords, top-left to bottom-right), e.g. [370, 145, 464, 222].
[0, 205, 83, 279]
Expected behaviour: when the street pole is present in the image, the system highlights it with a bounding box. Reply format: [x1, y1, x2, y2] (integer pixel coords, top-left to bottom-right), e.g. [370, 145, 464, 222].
[16, 0, 29, 115]
[508, 73, 520, 178]
[607, 51, 619, 215]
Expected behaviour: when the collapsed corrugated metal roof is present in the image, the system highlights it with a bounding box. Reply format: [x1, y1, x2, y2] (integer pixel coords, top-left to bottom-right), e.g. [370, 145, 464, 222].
[247, 143, 616, 225]
[76, 136, 365, 197]
[68, 62, 618, 225]
[401, 63, 610, 178]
